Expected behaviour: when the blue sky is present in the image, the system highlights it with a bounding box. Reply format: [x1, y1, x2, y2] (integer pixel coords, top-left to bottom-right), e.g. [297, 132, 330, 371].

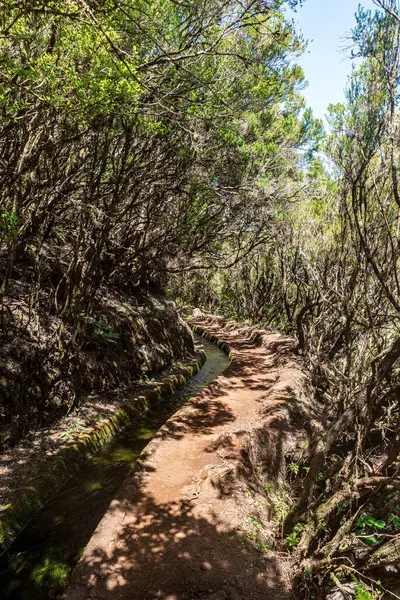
[286, 0, 377, 123]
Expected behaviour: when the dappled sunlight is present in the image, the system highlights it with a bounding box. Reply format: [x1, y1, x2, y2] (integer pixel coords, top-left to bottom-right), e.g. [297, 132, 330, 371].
[61, 318, 308, 600]
[0, 337, 228, 599]
[66, 491, 289, 600]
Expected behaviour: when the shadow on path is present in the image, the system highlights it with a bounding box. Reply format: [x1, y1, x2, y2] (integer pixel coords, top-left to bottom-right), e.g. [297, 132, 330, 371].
[67, 464, 290, 600]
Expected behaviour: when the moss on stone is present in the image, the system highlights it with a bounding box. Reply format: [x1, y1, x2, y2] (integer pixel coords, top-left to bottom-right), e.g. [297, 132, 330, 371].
[30, 556, 70, 590]
[84, 481, 103, 493]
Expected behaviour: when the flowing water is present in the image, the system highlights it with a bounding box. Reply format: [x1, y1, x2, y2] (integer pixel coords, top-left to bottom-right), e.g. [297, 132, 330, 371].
[0, 334, 230, 600]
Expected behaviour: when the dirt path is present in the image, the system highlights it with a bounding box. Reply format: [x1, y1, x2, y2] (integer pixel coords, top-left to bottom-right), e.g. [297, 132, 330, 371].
[63, 316, 313, 600]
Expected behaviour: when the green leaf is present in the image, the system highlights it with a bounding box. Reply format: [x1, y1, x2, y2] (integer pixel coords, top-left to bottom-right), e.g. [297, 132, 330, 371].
[363, 535, 379, 546]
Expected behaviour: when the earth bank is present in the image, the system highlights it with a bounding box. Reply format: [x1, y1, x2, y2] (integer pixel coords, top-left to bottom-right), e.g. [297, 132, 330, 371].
[1, 292, 193, 448]
[0, 297, 199, 553]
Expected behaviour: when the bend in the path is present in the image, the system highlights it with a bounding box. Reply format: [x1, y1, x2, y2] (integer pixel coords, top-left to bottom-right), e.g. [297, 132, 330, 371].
[63, 316, 316, 600]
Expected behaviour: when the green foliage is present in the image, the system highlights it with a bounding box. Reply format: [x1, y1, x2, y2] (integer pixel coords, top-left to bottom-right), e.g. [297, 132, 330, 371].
[356, 515, 386, 531]
[388, 513, 400, 531]
[0, 0, 320, 330]
[285, 530, 300, 549]
[0, 210, 19, 243]
[354, 584, 376, 600]
[355, 513, 388, 546]
[284, 522, 306, 549]
[337, 500, 350, 513]
[30, 556, 69, 591]
[354, 510, 400, 548]
[352, 575, 381, 600]
[287, 461, 300, 475]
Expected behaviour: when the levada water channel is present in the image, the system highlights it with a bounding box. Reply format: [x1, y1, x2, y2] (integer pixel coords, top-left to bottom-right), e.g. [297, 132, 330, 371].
[0, 334, 230, 599]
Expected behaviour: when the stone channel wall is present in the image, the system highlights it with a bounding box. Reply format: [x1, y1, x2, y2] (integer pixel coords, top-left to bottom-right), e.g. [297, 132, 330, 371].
[0, 346, 206, 553]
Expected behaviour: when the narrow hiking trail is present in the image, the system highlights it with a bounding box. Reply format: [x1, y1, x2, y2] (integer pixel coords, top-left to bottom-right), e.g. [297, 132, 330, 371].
[63, 316, 314, 600]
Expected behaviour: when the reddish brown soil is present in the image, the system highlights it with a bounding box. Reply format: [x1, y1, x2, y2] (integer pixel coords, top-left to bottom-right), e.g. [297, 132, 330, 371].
[63, 316, 316, 600]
